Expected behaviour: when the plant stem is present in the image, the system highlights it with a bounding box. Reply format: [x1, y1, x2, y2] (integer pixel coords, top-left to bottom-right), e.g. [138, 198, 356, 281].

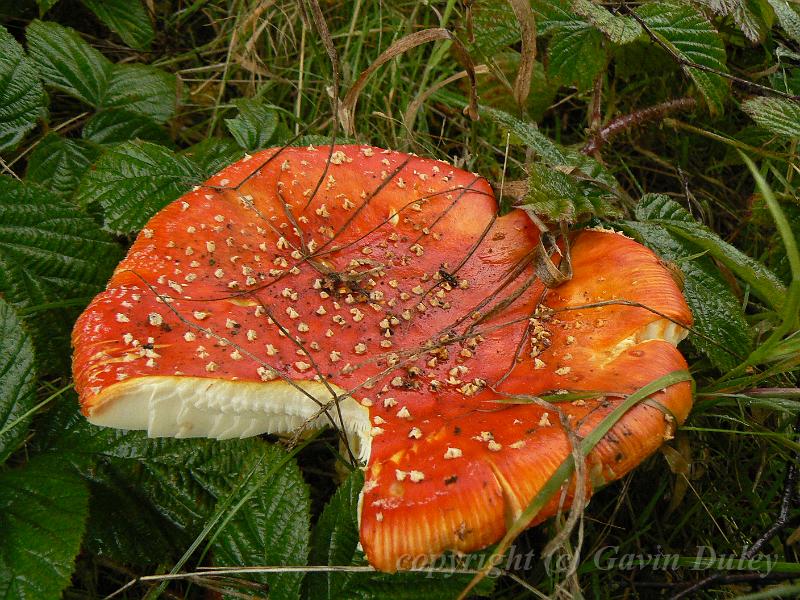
[582, 97, 696, 155]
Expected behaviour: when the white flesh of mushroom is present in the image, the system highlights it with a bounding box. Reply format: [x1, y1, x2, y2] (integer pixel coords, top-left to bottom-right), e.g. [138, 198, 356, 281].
[87, 377, 372, 461]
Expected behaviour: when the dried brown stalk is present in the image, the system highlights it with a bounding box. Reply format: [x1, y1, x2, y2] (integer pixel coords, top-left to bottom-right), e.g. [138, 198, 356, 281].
[508, 0, 536, 110]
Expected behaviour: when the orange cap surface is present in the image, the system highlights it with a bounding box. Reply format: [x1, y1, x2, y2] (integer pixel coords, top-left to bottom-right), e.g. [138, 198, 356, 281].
[72, 145, 693, 572]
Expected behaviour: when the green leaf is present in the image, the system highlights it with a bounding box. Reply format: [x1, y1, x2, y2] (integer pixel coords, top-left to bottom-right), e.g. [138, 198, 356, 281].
[733, 0, 771, 43]
[0, 454, 89, 600]
[523, 164, 581, 221]
[633, 193, 786, 312]
[561, 148, 622, 198]
[635, 1, 729, 114]
[34, 402, 257, 565]
[84, 467, 197, 565]
[570, 0, 642, 44]
[101, 64, 177, 123]
[26, 19, 111, 106]
[80, 436, 229, 564]
[26, 21, 174, 121]
[481, 106, 623, 218]
[225, 98, 279, 151]
[208, 444, 311, 600]
[182, 138, 244, 178]
[83, 109, 172, 145]
[547, 25, 605, 91]
[620, 216, 751, 371]
[307, 469, 364, 600]
[741, 96, 800, 138]
[533, 0, 587, 35]
[26, 133, 100, 198]
[37, 0, 61, 14]
[0, 299, 36, 464]
[0, 177, 121, 372]
[470, 2, 521, 56]
[532, 0, 609, 90]
[480, 105, 567, 163]
[0, 24, 45, 152]
[767, 0, 800, 43]
[697, 0, 771, 43]
[76, 140, 200, 234]
[36, 403, 208, 564]
[524, 162, 621, 222]
[82, 0, 154, 50]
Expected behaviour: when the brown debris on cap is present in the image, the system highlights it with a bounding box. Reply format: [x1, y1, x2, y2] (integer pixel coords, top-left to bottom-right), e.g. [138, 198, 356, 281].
[72, 145, 693, 573]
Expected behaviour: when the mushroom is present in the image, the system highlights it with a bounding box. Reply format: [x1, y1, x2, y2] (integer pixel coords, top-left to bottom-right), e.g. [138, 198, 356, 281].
[72, 145, 693, 572]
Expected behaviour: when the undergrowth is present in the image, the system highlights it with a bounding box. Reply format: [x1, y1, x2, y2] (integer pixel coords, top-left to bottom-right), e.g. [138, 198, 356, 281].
[0, 0, 799, 599]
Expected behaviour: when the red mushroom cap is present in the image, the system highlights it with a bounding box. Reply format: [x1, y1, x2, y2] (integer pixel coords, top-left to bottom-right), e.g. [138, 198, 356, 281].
[72, 145, 693, 572]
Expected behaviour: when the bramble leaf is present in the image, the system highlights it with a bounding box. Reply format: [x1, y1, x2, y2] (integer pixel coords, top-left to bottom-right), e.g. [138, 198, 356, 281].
[26, 133, 100, 198]
[522, 162, 620, 222]
[621, 212, 752, 372]
[35, 402, 219, 564]
[0, 454, 89, 600]
[0, 299, 36, 464]
[741, 96, 800, 138]
[82, 0, 154, 50]
[36, 0, 61, 14]
[26, 19, 111, 106]
[34, 402, 276, 565]
[182, 138, 244, 178]
[225, 98, 279, 151]
[531, 1, 606, 90]
[76, 140, 200, 234]
[633, 193, 786, 311]
[82, 109, 172, 145]
[534, 0, 586, 35]
[696, 0, 770, 43]
[523, 164, 581, 221]
[482, 106, 623, 219]
[100, 63, 176, 123]
[732, 0, 771, 43]
[470, 2, 519, 55]
[207, 444, 311, 600]
[571, 0, 642, 44]
[27, 20, 175, 121]
[547, 25, 605, 91]
[480, 105, 566, 163]
[0, 24, 46, 152]
[635, 1, 729, 114]
[307, 469, 364, 600]
[0, 177, 121, 372]
[767, 0, 800, 43]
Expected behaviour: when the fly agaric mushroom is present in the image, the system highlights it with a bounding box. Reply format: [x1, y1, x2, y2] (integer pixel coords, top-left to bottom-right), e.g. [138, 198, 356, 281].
[72, 145, 693, 572]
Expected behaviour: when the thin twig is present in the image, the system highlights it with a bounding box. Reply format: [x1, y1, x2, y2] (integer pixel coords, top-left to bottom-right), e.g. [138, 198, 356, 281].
[627, 9, 800, 102]
[104, 564, 541, 599]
